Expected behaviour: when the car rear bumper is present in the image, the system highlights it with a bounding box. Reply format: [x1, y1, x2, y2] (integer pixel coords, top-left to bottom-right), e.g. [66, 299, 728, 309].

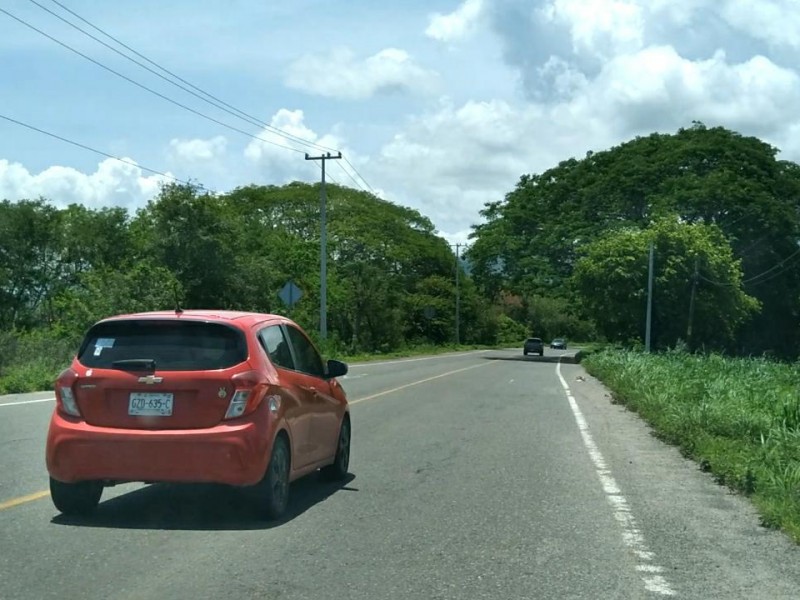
[46, 410, 273, 486]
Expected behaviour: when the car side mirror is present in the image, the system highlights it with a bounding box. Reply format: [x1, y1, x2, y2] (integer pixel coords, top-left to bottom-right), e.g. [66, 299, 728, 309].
[325, 359, 348, 379]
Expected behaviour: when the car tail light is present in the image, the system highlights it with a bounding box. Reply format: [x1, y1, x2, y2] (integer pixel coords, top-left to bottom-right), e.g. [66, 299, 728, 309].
[55, 369, 81, 417]
[224, 390, 251, 419]
[224, 371, 268, 420]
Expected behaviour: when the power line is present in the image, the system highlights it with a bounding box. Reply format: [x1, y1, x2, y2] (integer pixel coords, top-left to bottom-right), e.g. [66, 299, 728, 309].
[0, 6, 305, 155]
[697, 246, 800, 287]
[0, 112, 210, 192]
[343, 156, 376, 195]
[35, 0, 337, 154]
[42, 0, 380, 192]
[742, 247, 800, 285]
[4, 4, 381, 195]
[315, 160, 341, 186]
[334, 160, 367, 191]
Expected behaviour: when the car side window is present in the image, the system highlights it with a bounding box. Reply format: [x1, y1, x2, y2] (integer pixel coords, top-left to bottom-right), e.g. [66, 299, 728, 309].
[259, 326, 295, 371]
[284, 326, 325, 378]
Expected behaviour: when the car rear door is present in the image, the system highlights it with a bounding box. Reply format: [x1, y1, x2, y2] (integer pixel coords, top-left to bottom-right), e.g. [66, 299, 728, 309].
[258, 325, 316, 469]
[283, 325, 341, 465]
[73, 319, 247, 430]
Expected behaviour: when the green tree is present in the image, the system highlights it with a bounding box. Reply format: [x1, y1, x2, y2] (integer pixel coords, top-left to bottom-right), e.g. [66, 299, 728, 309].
[132, 183, 239, 309]
[573, 218, 759, 349]
[52, 262, 183, 338]
[469, 124, 800, 355]
[0, 199, 63, 328]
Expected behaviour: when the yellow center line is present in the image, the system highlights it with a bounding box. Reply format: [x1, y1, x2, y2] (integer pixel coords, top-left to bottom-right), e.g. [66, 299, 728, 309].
[350, 360, 497, 405]
[0, 361, 496, 510]
[0, 489, 49, 511]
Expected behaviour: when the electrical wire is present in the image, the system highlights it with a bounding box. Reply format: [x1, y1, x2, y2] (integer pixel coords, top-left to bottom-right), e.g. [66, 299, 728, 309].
[0, 6, 305, 155]
[343, 156, 376, 194]
[313, 160, 340, 186]
[334, 160, 367, 191]
[698, 246, 800, 287]
[0, 112, 211, 192]
[5, 4, 381, 194]
[742, 247, 800, 284]
[34, 0, 337, 154]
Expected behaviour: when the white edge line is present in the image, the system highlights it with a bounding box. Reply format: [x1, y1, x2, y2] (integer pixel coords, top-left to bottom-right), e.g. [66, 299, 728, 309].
[556, 358, 676, 597]
[0, 397, 55, 408]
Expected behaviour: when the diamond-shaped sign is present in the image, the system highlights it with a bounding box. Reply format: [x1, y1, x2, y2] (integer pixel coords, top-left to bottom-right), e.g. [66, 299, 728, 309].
[278, 281, 303, 307]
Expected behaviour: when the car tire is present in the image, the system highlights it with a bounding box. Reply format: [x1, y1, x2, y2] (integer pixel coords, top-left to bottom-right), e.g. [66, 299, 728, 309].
[49, 477, 103, 516]
[539, 351, 544, 356]
[322, 417, 351, 481]
[253, 435, 291, 520]
[523, 350, 528, 356]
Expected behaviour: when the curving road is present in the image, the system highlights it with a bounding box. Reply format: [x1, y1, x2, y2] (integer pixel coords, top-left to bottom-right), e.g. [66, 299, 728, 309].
[1, 349, 799, 599]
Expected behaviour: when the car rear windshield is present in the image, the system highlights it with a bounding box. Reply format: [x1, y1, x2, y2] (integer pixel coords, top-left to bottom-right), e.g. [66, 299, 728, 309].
[527, 338, 542, 343]
[78, 319, 248, 371]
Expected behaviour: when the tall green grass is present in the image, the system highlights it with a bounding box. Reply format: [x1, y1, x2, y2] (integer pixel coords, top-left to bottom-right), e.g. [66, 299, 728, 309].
[584, 350, 800, 541]
[0, 326, 521, 394]
[0, 330, 76, 394]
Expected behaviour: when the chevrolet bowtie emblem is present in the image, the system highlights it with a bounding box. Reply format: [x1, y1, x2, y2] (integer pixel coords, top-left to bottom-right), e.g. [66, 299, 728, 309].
[138, 375, 164, 385]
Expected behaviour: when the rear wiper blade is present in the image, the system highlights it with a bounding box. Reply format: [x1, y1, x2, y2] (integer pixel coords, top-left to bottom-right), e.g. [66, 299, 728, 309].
[111, 359, 156, 371]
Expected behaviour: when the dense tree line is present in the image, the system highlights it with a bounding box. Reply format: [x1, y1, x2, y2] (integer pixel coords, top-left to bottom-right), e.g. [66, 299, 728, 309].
[3, 122, 796, 393]
[0, 182, 507, 366]
[468, 123, 800, 356]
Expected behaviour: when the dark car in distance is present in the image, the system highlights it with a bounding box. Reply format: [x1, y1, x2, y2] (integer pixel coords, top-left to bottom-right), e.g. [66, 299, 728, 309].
[523, 338, 544, 356]
[550, 338, 567, 350]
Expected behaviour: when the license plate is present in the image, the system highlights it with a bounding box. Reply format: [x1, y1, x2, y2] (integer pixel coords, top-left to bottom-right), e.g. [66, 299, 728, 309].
[129, 392, 174, 416]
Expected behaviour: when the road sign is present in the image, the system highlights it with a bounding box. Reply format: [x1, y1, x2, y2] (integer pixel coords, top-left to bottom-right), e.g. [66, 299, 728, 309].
[278, 281, 303, 308]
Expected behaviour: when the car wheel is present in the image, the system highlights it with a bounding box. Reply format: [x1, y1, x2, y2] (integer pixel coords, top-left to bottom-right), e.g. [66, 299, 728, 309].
[523, 350, 528, 356]
[253, 435, 290, 520]
[322, 417, 351, 481]
[49, 477, 103, 516]
[540, 351, 544, 356]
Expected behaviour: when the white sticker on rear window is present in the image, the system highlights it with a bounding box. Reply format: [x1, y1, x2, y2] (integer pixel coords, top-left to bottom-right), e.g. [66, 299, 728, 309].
[96, 338, 115, 348]
[93, 346, 103, 356]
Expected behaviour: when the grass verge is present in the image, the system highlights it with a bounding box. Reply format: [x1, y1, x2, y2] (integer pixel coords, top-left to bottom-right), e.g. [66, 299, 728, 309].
[0, 337, 525, 395]
[340, 342, 519, 364]
[584, 349, 800, 542]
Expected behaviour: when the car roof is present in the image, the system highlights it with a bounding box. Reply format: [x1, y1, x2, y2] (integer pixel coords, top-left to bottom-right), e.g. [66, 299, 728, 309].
[527, 337, 542, 342]
[98, 310, 288, 329]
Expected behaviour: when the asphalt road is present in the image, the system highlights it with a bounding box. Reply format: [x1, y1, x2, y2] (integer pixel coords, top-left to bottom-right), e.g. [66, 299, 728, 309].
[1, 349, 800, 599]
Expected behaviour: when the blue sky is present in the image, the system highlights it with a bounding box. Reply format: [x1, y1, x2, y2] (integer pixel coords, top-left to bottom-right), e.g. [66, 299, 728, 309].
[2, 0, 800, 243]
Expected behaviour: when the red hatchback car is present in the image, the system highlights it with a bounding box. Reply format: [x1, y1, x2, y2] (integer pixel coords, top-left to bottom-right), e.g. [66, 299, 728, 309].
[46, 310, 351, 519]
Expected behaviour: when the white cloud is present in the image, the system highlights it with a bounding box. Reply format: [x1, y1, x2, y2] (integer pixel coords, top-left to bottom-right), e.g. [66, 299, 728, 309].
[285, 47, 439, 100]
[4, 0, 800, 245]
[721, 0, 800, 48]
[372, 40, 800, 240]
[168, 136, 227, 162]
[244, 108, 354, 183]
[583, 47, 800, 135]
[0, 158, 169, 209]
[426, 0, 485, 43]
[374, 98, 568, 236]
[540, 0, 645, 58]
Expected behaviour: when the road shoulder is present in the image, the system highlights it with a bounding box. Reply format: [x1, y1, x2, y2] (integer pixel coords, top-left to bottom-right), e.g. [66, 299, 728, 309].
[560, 361, 800, 599]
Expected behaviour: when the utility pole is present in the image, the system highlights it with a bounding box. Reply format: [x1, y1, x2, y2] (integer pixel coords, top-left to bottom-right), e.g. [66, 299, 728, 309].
[687, 255, 700, 345]
[645, 241, 654, 353]
[305, 151, 342, 341]
[450, 243, 467, 345]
